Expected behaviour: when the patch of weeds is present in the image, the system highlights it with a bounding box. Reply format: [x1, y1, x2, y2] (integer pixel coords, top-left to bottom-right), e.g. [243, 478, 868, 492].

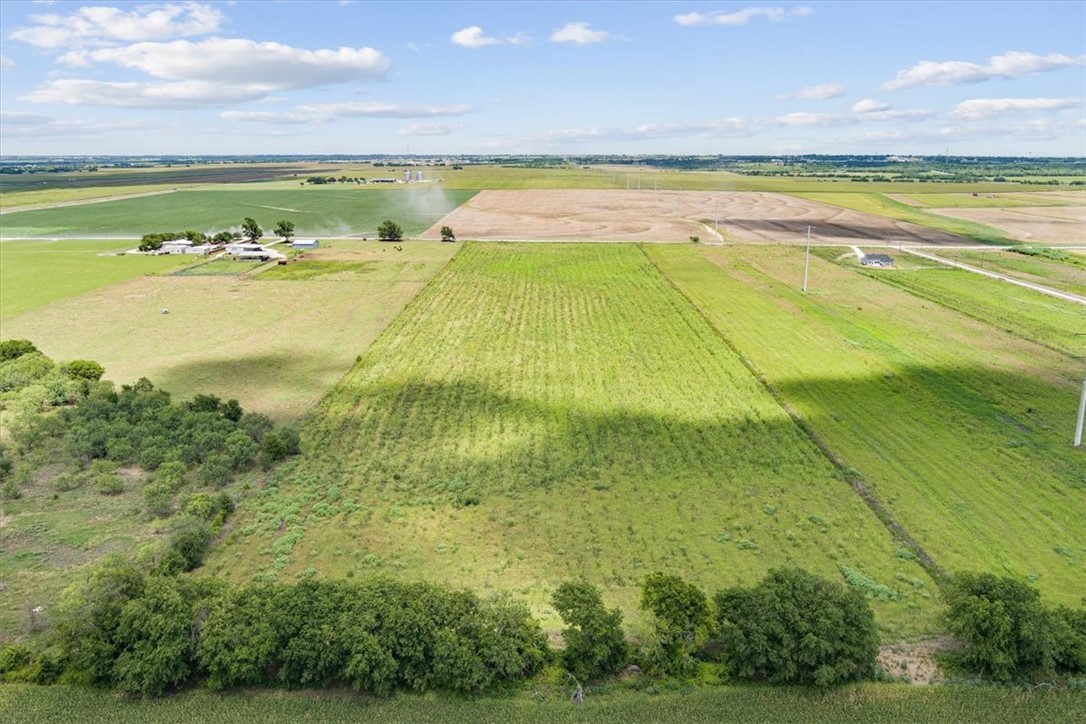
[838, 564, 898, 600]
[737, 539, 758, 550]
[762, 504, 777, 516]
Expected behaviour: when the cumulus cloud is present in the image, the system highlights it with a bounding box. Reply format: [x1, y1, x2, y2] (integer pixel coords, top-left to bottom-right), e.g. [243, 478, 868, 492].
[550, 22, 609, 45]
[0, 55, 15, 69]
[882, 51, 1086, 90]
[674, 6, 812, 27]
[221, 102, 474, 124]
[10, 2, 223, 49]
[532, 117, 753, 143]
[951, 97, 1083, 120]
[0, 110, 148, 137]
[59, 39, 390, 87]
[775, 112, 854, 127]
[396, 121, 463, 136]
[852, 98, 891, 113]
[450, 26, 528, 49]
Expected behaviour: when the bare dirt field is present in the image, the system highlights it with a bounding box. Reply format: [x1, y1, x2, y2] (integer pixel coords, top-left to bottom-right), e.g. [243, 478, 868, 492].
[929, 204, 1086, 245]
[422, 190, 972, 245]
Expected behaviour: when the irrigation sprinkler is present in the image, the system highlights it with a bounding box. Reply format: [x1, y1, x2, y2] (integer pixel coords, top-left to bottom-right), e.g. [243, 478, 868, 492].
[802, 225, 812, 293]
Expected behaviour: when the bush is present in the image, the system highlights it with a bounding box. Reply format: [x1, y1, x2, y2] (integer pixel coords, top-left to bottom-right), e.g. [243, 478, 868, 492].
[64, 359, 105, 382]
[715, 567, 878, 686]
[639, 572, 712, 676]
[944, 572, 1086, 681]
[552, 580, 628, 681]
[378, 219, 403, 241]
[0, 339, 38, 362]
[155, 516, 213, 574]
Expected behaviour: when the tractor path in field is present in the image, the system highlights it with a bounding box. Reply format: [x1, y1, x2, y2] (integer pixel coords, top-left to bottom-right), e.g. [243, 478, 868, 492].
[0, 188, 181, 215]
[902, 248, 1086, 305]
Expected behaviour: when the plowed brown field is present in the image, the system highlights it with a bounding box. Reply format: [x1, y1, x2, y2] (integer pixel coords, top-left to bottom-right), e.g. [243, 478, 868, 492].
[422, 189, 972, 244]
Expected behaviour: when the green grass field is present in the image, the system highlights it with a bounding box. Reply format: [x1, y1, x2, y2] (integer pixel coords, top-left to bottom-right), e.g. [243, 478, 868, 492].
[0, 240, 191, 319]
[888, 247, 1086, 298]
[2, 682, 1084, 724]
[791, 192, 1017, 244]
[648, 245, 1085, 606]
[0, 188, 478, 238]
[844, 252, 1085, 358]
[211, 243, 937, 638]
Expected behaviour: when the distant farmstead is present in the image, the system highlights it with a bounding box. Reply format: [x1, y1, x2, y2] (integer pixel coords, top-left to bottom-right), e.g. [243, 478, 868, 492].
[861, 254, 895, 268]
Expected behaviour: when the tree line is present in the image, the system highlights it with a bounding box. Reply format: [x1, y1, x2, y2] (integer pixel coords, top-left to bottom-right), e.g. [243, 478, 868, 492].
[137, 218, 296, 252]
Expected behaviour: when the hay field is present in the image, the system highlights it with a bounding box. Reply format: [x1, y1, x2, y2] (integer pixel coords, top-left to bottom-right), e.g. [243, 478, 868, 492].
[423, 190, 973, 244]
[1, 241, 459, 422]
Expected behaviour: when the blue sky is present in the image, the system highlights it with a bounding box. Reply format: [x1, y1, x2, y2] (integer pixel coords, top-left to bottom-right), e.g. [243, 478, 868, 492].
[1, 1, 1083, 156]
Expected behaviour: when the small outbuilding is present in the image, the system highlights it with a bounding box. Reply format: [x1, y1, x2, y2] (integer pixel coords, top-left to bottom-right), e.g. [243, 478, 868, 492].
[861, 253, 895, 268]
[291, 238, 320, 249]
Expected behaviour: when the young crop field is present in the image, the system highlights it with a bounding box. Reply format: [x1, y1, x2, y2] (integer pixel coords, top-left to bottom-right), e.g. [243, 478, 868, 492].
[0, 241, 460, 422]
[647, 245, 1085, 606]
[0, 187, 477, 238]
[212, 242, 939, 638]
[0, 239, 191, 319]
[2, 682, 1084, 724]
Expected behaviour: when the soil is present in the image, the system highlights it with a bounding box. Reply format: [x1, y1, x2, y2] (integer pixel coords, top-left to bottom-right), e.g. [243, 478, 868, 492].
[929, 205, 1086, 245]
[878, 637, 960, 684]
[422, 190, 974, 245]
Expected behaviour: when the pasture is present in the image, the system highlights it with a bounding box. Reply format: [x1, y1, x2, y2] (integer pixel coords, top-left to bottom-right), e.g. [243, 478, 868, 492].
[211, 243, 938, 638]
[0, 241, 459, 422]
[648, 245, 1085, 606]
[897, 247, 1086, 297]
[0, 239, 190, 319]
[0, 187, 477, 239]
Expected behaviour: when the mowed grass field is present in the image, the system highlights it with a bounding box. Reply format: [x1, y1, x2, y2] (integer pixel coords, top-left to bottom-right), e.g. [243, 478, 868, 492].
[2, 682, 1084, 724]
[0, 241, 459, 422]
[885, 247, 1086, 298]
[648, 245, 1085, 605]
[211, 243, 938, 638]
[0, 187, 477, 238]
[0, 239, 191, 318]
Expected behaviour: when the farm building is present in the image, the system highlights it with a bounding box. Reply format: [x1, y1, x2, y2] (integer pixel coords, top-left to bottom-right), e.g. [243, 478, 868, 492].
[861, 254, 895, 268]
[291, 238, 320, 249]
[224, 241, 269, 255]
[236, 249, 286, 262]
[157, 239, 192, 254]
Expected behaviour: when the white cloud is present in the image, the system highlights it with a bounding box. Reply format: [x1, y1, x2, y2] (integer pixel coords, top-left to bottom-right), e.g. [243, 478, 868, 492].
[533, 117, 753, 143]
[0, 110, 148, 137]
[951, 97, 1083, 120]
[23, 79, 273, 108]
[450, 26, 502, 49]
[882, 51, 1086, 90]
[550, 22, 609, 45]
[0, 55, 14, 69]
[59, 39, 390, 87]
[674, 6, 812, 27]
[396, 121, 463, 136]
[10, 2, 223, 49]
[221, 102, 474, 124]
[775, 107, 931, 127]
[794, 83, 845, 100]
[775, 112, 855, 127]
[852, 98, 891, 113]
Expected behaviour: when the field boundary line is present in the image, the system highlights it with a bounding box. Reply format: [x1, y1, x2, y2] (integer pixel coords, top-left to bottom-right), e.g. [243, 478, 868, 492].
[901, 248, 1086, 306]
[639, 244, 947, 584]
[0, 188, 183, 215]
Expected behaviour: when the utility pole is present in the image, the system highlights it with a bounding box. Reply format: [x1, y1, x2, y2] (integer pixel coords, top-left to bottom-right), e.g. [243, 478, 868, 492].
[802, 225, 812, 293]
[1075, 364, 1086, 447]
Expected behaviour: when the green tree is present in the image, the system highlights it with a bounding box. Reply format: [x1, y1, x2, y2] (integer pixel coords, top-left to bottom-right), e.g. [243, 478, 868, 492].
[64, 359, 105, 382]
[639, 572, 712, 676]
[241, 217, 263, 241]
[377, 219, 403, 241]
[273, 220, 296, 240]
[0, 339, 38, 362]
[715, 568, 879, 686]
[552, 580, 628, 680]
[440, 226, 456, 242]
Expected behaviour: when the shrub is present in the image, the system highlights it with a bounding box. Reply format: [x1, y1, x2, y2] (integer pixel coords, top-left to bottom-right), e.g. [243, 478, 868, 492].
[715, 567, 879, 687]
[156, 516, 213, 574]
[552, 580, 628, 681]
[944, 572, 1086, 681]
[639, 572, 712, 676]
[0, 339, 38, 362]
[378, 219, 403, 241]
[64, 359, 105, 382]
